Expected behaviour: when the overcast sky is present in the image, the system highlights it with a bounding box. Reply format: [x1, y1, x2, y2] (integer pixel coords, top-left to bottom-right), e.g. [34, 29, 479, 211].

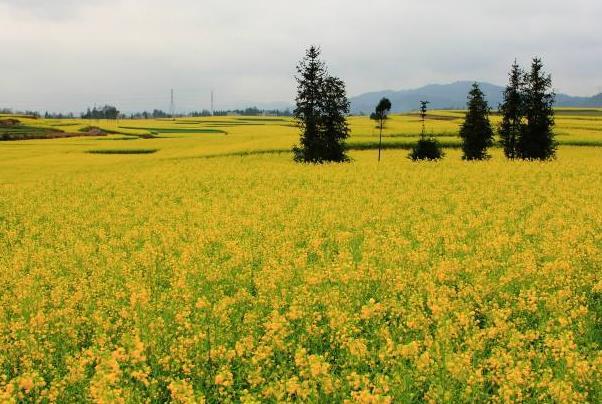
[1, 0, 601, 113]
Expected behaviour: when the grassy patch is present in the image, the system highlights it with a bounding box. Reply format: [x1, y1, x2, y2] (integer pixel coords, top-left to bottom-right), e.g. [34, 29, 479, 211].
[406, 113, 462, 121]
[94, 136, 140, 141]
[119, 127, 227, 134]
[1, 125, 68, 141]
[87, 148, 158, 154]
[79, 126, 122, 135]
[47, 122, 80, 127]
[235, 117, 288, 122]
[555, 109, 602, 116]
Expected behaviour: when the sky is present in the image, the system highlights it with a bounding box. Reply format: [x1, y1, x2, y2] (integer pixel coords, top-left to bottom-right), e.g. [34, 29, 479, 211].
[1, 0, 601, 113]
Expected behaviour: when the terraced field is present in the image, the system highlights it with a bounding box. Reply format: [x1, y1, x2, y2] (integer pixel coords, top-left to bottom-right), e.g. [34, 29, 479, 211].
[1, 109, 602, 162]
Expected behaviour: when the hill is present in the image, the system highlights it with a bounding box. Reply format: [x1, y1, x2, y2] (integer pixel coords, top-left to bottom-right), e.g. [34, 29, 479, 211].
[349, 81, 602, 114]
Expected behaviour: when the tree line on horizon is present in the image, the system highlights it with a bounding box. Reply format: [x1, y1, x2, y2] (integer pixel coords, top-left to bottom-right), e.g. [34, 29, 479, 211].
[79, 106, 293, 120]
[0, 105, 293, 120]
[136, 107, 293, 119]
[293, 47, 557, 162]
[1, 107, 293, 120]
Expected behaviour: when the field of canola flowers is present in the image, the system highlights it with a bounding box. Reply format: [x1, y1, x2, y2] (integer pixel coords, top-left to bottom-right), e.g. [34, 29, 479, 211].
[0, 111, 601, 402]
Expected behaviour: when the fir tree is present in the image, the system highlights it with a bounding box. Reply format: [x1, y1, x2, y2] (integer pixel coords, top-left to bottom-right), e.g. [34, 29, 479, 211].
[518, 58, 556, 160]
[293, 46, 326, 162]
[319, 75, 351, 162]
[499, 61, 524, 159]
[293, 46, 350, 163]
[460, 83, 494, 160]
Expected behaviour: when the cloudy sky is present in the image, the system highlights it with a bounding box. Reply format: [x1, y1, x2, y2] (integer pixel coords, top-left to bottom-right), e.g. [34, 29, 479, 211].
[1, 0, 601, 113]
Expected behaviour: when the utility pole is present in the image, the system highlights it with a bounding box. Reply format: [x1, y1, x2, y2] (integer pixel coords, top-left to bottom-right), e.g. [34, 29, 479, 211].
[170, 89, 175, 120]
[211, 90, 214, 116]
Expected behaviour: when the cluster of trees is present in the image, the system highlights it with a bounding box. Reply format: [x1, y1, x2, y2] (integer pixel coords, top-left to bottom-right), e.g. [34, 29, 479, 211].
[499, 59, 556, 160]
[293, 47, 556, 163]
[458, 58, 556, 161]
[82, 105, 120, 120]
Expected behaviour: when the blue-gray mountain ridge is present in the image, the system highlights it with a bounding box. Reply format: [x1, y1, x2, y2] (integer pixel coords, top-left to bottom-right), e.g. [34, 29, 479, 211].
[349, 81, 602, 114]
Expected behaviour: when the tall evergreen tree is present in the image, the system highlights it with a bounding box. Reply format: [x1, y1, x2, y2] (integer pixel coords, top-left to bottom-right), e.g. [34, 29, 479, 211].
[293, 46, 326, 162]
[499, 61, 524, 159]
[518, 58, 556, 160]
[460, 83, 494, 160]
[293, 46, 350, 163]
[319, 76, 351, 162]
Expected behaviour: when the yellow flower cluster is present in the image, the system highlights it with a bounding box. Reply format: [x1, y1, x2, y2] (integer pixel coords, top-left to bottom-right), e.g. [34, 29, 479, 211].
[0, 114, 601, 401]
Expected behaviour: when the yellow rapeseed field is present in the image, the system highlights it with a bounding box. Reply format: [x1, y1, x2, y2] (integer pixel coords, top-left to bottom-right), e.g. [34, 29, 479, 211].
[0, 113, 601, 402]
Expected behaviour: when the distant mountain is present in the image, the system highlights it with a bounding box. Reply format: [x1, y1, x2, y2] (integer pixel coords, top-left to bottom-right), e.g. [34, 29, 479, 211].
[555, 92, 602, 108]
[349, 81, 602, 114]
